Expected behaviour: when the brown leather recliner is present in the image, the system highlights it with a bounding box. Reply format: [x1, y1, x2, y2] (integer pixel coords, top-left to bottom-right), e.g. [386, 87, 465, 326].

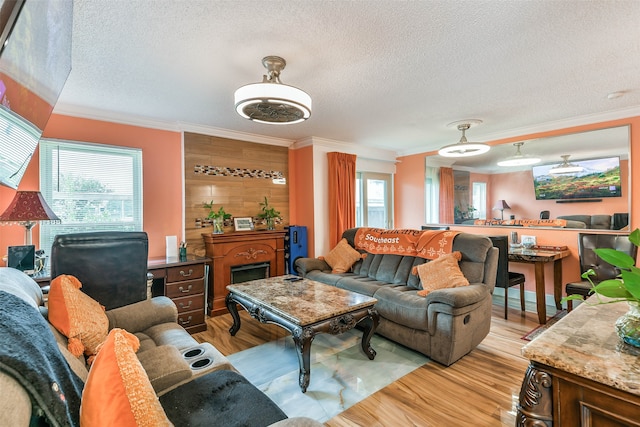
[565, 233, 637, 311]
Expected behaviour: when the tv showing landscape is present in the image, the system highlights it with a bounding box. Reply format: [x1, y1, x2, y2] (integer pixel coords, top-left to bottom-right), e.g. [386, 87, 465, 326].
[532, 156, 622, 200]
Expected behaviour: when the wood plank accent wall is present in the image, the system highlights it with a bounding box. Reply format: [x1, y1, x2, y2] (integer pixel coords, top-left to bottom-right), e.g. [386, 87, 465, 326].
[184, 132, 289, 256]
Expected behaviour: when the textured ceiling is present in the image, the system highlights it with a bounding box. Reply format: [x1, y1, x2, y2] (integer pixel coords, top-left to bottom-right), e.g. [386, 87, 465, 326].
[55, 0, 640, 156]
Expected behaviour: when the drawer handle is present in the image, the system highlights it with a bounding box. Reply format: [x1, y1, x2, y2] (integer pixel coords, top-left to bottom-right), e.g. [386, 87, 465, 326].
[178, 285, 193, 293]
[178, 301, 193, 309]
[180, 269, 194, 277]
[179, 316, 193, 325]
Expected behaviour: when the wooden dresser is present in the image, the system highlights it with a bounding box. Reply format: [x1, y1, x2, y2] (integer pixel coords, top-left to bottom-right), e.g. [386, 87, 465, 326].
[202, 230, 286, 316]
[147, 256, 210, 334]
[517, 298, 640, 426]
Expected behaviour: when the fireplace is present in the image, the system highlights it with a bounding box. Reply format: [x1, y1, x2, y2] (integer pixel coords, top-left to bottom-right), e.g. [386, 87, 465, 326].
[231, 262, 270, 284]
[202, 230, 286, 316]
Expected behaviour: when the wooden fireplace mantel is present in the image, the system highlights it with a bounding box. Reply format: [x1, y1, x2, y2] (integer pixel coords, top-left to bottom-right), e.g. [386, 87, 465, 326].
[202, 230, 286, 316]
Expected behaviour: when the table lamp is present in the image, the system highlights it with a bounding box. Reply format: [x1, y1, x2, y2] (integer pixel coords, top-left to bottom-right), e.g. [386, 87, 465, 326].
[0, 191, 60, 245]
[493, 199, 511, 220]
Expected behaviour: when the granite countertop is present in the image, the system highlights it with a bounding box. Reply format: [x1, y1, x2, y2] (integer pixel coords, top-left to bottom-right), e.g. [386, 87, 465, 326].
[227, 276, 377, 326]
[522, 296, 640, 396]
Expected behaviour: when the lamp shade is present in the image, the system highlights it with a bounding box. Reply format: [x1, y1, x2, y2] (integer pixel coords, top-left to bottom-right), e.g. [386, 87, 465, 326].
[0, 190, 60, 245]
[492, 200, 511, 211]
[0, 191, 59, 222]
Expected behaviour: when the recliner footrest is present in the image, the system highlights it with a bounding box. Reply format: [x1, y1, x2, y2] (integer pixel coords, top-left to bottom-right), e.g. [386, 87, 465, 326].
[159, 370, 287, 427]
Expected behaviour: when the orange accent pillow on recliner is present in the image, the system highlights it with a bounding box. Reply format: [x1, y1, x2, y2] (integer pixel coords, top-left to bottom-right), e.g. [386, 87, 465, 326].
[414, 251, 470, 296]
[48, 275, 109, 362]
[80, 328, 173, 427]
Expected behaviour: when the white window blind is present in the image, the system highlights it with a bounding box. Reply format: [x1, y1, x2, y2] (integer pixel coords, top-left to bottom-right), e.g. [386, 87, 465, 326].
[0, 106, 41, 189]
[39, 140, 143, 254]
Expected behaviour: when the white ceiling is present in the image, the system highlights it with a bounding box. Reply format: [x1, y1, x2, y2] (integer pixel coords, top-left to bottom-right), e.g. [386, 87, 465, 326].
[54, 0, 640, 157]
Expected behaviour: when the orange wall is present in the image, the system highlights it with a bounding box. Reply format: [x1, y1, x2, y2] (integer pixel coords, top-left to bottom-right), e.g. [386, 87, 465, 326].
[394, 152, 426, 227]
[289, 145, 316, 256]
[0, 114, 183, 258]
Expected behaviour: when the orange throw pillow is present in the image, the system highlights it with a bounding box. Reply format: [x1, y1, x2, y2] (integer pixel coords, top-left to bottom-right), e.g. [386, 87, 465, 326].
[48, 275, 109, 362]
[414, 251, 469, 296]
[80, 328, 173, 427]
[322, 238, 362, 273]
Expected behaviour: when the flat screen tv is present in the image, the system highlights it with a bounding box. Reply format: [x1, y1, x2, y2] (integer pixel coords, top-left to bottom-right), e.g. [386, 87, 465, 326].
[532, 156, 622, 200]
[0, 0, 72, 189]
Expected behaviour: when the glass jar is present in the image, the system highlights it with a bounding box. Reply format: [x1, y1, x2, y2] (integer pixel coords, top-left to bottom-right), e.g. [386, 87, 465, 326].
[213, 217, 224, 234]
[615, 301, 640, 348]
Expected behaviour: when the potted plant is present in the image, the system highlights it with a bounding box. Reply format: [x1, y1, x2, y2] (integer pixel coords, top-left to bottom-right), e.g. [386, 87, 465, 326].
[257, 197, 280, 230]
[203, 201, 232, 234]
[563, 228, 640, 347]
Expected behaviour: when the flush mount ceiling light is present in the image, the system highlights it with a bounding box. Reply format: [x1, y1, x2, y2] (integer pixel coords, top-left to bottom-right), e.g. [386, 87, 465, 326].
[549, 155, 584, 174]
[234, 56, 311, 125]
[497, 142, 541, 167]
[438, 121, 490, 157]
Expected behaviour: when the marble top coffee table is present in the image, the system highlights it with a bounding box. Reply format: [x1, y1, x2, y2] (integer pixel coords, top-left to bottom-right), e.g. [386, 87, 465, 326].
[225, 275, 379, 393]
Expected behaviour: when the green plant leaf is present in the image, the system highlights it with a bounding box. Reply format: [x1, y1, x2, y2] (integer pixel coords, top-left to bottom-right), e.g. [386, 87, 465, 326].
[621, 271, 640, 300]
[593, 248, 635, 269]
[581, 269, 596, 279]
[561, 294, 589, 303]
[629, 229, 640, 246]
[593, 279, 632, 299]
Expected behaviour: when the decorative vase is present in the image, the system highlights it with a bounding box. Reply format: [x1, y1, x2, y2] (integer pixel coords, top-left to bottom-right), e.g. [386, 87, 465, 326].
[213, 217, 224, 234]
[615, 301, 640, 348]
[266, 217, 275, 230]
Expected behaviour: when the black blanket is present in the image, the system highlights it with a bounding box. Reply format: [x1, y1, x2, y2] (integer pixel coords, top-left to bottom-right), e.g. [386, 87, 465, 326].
[0, 290, 83, 427]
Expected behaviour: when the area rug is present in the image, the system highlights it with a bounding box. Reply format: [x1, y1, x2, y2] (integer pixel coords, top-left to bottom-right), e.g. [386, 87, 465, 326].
[522, 310, 568, 341]
[227, 329, 429, 423]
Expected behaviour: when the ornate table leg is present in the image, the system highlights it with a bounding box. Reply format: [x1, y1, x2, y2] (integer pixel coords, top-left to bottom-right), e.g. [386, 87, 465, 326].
[516, 364, 553, 427]
[292, 327, 314, 393]
[225, 293, 241, 336]
[361, 308, 379, 360]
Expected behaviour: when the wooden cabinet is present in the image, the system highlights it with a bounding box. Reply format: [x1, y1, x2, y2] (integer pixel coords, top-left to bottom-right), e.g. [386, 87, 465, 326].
[517, 300, 640, 426]
[148, 256, 210, 334]
[202, 230, 286, 316]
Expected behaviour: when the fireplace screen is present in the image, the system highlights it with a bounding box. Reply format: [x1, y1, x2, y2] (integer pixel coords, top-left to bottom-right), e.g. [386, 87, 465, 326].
[230, 262, 270, 284]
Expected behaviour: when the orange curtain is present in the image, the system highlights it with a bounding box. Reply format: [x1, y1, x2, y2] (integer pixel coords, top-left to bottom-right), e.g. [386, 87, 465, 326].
[328, 152, 357, 248]
[439, 167, 455, 224]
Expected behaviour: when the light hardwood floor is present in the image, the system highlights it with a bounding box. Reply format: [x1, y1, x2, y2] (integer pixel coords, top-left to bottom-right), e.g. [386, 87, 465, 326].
[193, 302, 541, 426]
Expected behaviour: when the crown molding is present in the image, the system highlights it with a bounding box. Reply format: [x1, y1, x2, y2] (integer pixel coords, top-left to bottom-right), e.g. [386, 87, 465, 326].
[53, 103, 296, 147]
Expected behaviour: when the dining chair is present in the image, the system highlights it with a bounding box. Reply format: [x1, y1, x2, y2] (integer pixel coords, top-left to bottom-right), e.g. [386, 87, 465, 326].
[565, 233, 637, 311]
[489, 236, 526, 319]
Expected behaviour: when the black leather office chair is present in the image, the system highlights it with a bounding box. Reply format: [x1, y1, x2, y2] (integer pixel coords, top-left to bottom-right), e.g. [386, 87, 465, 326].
[50, 231, 149, 310]
[489, 236, 526, 319]
[540, 210, 550, 219]
[565, 233, 637, 311]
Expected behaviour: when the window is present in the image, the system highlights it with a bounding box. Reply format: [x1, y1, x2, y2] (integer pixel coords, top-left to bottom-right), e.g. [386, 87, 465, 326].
[472, 182, 487, 220]
[356, 172, 392, 228]
[39, 140, 143, 253]
[425, 165, 440, 223]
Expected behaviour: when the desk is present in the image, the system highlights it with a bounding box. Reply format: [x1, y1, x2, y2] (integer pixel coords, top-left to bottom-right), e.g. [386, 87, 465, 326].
[508, 248, 571, 324]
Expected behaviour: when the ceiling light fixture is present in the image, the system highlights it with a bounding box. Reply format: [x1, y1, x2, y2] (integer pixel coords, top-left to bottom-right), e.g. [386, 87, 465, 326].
[438, 122, 490, 157]
[549, 155, 584, 174]
[497, 142, 541, 167]
[234, 56, 311, 125]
